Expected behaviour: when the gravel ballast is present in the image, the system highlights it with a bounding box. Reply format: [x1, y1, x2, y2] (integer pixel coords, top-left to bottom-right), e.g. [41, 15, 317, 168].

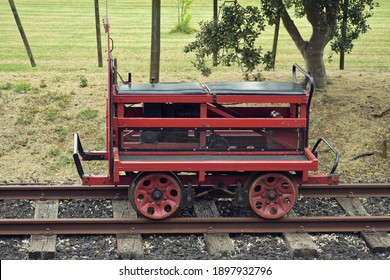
[0, 196, 389, 260]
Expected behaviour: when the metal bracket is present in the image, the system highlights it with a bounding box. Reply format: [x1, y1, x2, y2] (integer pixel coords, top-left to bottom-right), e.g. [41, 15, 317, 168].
[181, 184, 195, 208]
[233, 184, 249, 206]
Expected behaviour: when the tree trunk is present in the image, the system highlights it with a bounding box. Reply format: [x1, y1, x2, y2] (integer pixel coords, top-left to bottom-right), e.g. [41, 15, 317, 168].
[303, 45, 328, 88]
[150, 0, 160, 83]
[277, 1, 332, 89]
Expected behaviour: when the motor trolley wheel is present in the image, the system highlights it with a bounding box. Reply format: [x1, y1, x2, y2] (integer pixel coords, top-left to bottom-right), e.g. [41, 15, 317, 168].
[247, 172, 297, 219]
[129, 172, 182, 219]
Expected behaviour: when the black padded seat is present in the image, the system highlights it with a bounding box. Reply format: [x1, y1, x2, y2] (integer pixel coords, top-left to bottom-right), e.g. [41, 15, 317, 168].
[117, 82, 207, 95]
[205, 82, 306, 95]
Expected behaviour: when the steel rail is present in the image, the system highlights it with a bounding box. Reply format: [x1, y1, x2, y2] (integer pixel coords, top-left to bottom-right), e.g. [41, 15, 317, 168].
[0, 183, 389, 200]
[0, 185, 127, 200]
[0, 216, 389, 235]
[299, 183, 390, 197]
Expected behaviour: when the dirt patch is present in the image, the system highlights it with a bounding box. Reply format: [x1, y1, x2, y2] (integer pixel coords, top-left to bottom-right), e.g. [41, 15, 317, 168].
[309, 71, 390, 182]
[0, 70, 389, 184]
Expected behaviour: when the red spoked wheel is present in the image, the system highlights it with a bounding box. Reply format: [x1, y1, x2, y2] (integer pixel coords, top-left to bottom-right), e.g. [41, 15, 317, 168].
[129, 172, 182, 219]
[247, 173, 297, 219]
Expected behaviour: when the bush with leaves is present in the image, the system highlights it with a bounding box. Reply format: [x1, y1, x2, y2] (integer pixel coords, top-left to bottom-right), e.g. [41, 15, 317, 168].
[331, 0, 377, 55]
[171, 0, 194, 34]
[184, 3, 272, 80]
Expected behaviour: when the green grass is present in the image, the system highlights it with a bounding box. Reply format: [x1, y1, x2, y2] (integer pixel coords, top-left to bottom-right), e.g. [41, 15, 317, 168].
[43, 107, 60, 122]
[77, 108, 99, 120]
[53, 126, 68, 142]
[15, 116, 33, 126]
[14, 81, 33, 93]
[48, 146, 61, 157]
[0, 0, 389, 78]
[0, 83, 12, 90]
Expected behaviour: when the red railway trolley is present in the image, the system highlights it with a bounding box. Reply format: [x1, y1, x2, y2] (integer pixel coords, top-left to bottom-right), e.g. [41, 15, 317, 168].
[73, 18, 339, 220]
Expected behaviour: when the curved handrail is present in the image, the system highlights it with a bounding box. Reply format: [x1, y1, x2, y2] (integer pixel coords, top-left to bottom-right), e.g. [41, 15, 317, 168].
[292, 63, 315, 97]
[311, 137, 340, 174]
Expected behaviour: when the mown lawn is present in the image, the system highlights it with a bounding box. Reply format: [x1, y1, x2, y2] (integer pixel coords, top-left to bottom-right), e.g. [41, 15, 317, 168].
[1, 0, 389, 80]
[0, 1, 389, 184]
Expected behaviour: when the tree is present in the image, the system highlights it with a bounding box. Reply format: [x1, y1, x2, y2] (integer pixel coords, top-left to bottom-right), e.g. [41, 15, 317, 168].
[184, 3, 272, 81]
[171, 0, 194, 34]
[260, 0, 377, 88]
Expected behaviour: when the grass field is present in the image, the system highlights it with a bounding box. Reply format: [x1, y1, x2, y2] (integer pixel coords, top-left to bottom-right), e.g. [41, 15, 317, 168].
[0, 1, 389, 184]
[1, 0, 389, 79]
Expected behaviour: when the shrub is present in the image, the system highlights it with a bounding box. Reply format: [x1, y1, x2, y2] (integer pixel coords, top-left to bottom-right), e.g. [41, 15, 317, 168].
[171, 0, 195, 34]
[79, 75, 88, 88]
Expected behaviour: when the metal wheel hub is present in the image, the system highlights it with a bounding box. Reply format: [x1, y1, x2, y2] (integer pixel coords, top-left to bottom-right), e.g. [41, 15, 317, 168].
[266, 190, 278, 200]
[152, 189, 163, 200]
[129, 172, 182, 219]
[247, 173, 297, 219]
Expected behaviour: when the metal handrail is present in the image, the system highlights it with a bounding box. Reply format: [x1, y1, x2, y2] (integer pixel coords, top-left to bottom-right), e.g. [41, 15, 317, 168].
[292, 63, 315, 97]
[311, 137, 340, 174]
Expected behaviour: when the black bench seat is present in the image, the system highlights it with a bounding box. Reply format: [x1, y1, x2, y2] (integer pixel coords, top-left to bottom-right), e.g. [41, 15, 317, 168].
[116, 81, 306, 95]
[117, 82, 207, 95]
[205, 82, 306, 95]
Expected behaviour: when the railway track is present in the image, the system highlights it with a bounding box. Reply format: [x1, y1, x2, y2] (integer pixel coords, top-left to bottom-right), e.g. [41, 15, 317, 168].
[1, 183, 389, 200]
[1, 215, 389, 235]
[0, 183, 389, 259]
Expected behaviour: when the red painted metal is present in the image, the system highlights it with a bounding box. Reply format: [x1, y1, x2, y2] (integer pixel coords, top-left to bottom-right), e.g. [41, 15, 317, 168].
[114, 157, 317, 173]
[104, 16, 113, 179]
[114, 117, 307, 128]
[114, 94, 308, 104]
[248, 173, 297, 219]
[73, 19, 340, 219]
[119, 151, 305, 156]
[130, 173, 182, 219]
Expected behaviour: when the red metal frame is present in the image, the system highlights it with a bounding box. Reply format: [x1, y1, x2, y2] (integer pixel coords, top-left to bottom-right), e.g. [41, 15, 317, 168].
[74, 18, 339, 192]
